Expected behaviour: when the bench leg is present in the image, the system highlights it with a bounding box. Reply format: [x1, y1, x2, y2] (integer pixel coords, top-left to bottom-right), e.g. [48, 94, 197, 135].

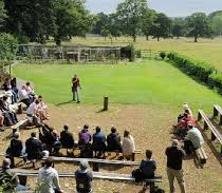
[92, 163, 99, 172]
[149, 182, 155, 193]
[203, 121, 208, 130]
[213, 107, 218, 118]
[219, 115, 222, 125]
[211, 132, 216, 141]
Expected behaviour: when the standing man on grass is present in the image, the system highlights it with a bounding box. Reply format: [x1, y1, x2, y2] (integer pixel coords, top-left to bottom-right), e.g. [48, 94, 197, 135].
[72, 74, 81, 103]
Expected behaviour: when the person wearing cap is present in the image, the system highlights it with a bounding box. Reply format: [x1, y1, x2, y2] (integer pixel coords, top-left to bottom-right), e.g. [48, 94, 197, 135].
[0, 158, 19, 192]
[75, 160, 93, 193]
[6, 132, 23, 168]
[184, 124, 204, 155]
[38, 157, 63, 193]
[60, 125, 75, 152]
[165, 139, 186, 193]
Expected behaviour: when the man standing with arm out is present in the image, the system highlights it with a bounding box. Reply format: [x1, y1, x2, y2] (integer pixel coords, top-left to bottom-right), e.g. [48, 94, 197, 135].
[165, 139, 186, 193]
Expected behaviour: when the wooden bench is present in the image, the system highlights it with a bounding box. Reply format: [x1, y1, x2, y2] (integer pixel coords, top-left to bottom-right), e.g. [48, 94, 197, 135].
[13, 169, 162, 193]
[198, 110, 222, 155]
[212, 104, 222, 125]
[195, 147, 208, 165]
[11, 118, 29, 132]
[46, 156, 140, 171]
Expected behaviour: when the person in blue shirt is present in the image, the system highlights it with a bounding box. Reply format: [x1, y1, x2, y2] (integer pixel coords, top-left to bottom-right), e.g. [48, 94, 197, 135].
[92, 126, 106, 158]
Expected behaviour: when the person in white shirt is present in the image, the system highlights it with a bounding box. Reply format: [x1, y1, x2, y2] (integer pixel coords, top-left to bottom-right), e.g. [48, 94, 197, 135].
[122, 130, 135, 160]
[25, 82, 35, 95]
[38, 157, 63, 193]
[26, 99, 40, 126]
[184, 124, 204, 155]
[37, 95, 48, 121]
[18, 85, 31, 107]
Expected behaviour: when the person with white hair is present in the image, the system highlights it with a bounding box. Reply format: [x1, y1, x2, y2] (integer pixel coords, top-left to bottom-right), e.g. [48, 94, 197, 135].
[38, 157, 63, 193]
[75, 160, 93, 193]
[165, 139, 186, 193]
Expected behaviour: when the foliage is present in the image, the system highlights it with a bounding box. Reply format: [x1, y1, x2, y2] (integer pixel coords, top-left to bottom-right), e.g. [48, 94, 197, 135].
[150, 13, 172, 41]
[209, 72, 222, 93]
[159, 52, 166, 59]
[0, 0, 6, 30]
[116, 0, 148, 42]
[209, 11, 222, 36]
[54, 0, 92, 45]
[185, 12, 211, 42]
[141, 9, 157, 40]
[167, 52, 215, 83]
[4, 0, 56, 43]
[171, 18, 186, 38]
[0, 33, 18, 60]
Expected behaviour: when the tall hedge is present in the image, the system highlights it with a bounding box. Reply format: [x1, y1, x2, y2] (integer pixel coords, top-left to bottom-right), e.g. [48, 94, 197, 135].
[167, 52, 215, 83]
[0, 33, 18, 60]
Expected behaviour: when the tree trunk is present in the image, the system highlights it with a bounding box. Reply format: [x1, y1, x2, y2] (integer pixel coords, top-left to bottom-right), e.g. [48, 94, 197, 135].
[157, 37, 160, 41]
[194, 36, 198, 42]
[133, 34, 136, 42]
[146, 35, 149, 40]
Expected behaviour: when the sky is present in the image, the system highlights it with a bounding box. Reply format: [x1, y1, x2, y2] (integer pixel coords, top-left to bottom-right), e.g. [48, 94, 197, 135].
[86, 0, 222, 17]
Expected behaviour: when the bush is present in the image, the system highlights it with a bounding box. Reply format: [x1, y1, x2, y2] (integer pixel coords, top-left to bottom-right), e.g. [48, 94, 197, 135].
[159, 51, 166, 60]
[120, 44, 135, 62]
[166, 52, 215, 83]
[209, 73, 222, 93]
[135, 50, 142, 58]
[0, 33, 18, 60]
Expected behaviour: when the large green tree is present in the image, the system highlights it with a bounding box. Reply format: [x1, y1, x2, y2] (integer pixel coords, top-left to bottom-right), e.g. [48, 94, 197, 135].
[116, 0, 148, 42]
[141, 9, 157, 40]
[209, 11, 222, 36]
[185, 12, 211, 42]
[172, 18, 185, 38]
[0, 0, 6, 30]
[150, 13, 172, 41]
[54, 0, 91, 45]
[4, 0, 56, 43]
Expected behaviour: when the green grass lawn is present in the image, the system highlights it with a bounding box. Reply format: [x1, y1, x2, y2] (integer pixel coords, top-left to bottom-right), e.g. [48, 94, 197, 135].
[68, 36, 222, 71]
[13, 59, 222, 112]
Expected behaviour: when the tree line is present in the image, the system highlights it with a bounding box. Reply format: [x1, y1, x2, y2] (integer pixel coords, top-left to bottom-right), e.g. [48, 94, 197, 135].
[0, 0, 222, 45]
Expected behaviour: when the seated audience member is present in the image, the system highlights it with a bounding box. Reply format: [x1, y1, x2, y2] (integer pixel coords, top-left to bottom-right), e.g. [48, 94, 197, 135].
[0, 109, 4, 131]
[18, 85, 31, 107]
[184, 124, 204, 155]
[132, 150, 156, 190]
[10, 77, 18, 94]
[25, 132, 43, 169]
[107, 127, 122, 154]
[6, 132, 23, 168]
[60, 125, 75, 151]
[75, 160, 93, 193]
[80, 143, 93, 158]
[78, 125, 92, 147]
[0, 158, 19, 192]
[139, 150, 157, 179]
[26, 99, 40, 126]
[37, 95, 48, 121]
[52, 129, 62, 155]
[92, 126, 106, 158]
[0, 96, 18, 126]
[2, 78, 11, 91]
[38, 158, 63, 193]
[25, 82, 35, 97]
[122, 130, 135, 161]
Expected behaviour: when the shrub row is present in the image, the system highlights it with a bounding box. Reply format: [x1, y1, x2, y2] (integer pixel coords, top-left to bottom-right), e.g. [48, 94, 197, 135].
[163, 52, 222, 94]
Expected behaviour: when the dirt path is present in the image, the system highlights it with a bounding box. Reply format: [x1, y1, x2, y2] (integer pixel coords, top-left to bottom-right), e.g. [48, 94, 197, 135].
[0, 104, 221, 193]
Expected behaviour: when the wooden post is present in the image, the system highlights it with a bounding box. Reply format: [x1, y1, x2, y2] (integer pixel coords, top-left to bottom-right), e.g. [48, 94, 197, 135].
[211, 132, 216, 141]
[103, 96, 109, 111]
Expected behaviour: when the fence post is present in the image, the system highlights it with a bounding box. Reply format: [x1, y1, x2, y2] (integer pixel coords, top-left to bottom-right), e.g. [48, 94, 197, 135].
[103, 96, 109, 111]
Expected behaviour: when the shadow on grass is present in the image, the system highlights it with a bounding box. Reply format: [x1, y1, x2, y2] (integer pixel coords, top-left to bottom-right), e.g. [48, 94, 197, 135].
[96, 108, 108, 113]
[55, 100, 74, 106]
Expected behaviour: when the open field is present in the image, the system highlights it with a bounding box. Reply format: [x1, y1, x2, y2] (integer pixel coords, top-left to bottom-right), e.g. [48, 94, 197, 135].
[66, 37, 222, 71]
[9, 59, 222, 192]
[13, 59, 222, 112]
